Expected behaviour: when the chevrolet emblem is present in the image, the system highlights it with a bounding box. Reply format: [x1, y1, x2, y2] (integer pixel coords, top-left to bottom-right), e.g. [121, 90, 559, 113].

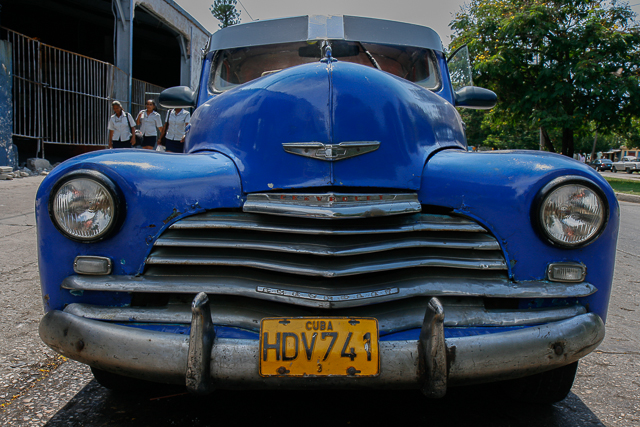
[282, 141, 380, 161]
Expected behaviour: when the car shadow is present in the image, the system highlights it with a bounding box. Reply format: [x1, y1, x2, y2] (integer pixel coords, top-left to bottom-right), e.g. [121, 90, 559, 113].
[44, 380, 605, 426]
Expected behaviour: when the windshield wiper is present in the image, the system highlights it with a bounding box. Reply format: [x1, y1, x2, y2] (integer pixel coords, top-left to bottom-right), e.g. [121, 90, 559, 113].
[358, 42, 381, 70]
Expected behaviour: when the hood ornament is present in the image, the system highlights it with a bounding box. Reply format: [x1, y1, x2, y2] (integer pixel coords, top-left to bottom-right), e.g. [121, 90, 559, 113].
[282, 141, 380, 161]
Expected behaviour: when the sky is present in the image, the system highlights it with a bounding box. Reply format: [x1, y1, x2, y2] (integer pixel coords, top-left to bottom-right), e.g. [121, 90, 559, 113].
[174, 0, 640, 47]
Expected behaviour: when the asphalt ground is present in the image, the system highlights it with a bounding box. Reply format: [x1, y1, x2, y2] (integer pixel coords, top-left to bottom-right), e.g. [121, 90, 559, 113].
[0, 175, 638, 426]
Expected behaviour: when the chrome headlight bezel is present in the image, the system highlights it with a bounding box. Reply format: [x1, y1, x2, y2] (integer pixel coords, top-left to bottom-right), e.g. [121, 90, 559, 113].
[533, 175, 609, 249]
[48, 170, 125, 243]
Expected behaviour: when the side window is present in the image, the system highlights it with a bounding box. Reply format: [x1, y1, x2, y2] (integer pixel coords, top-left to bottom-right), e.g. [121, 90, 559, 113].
[211, 51, 241, 93]
[447, 45, 473, 92]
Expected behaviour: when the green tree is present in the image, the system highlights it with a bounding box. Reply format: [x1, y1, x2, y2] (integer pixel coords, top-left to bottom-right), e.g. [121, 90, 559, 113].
[450, 0, 640, 157]
[210, 0, 241, 29]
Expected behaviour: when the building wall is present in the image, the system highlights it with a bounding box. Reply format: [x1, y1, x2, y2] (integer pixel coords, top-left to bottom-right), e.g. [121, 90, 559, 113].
[135, 0, 210, 90]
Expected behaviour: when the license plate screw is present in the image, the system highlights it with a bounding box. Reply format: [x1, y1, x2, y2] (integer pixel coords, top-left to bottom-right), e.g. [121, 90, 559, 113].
[277, 366, 290, 375]
[346, 367, 361, 376]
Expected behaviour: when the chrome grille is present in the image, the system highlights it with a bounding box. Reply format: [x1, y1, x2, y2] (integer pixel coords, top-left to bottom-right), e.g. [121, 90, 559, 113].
[146, 211, 507, 279]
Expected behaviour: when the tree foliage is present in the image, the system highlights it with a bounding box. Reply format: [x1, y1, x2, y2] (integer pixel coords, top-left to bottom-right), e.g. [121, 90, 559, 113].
[210, 0, 241, 29]
[450, 0, 640, 156]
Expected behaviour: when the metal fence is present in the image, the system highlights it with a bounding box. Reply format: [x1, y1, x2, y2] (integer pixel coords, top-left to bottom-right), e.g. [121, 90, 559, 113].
[132, 79, 167, 120]
[4, 28, 165, 146]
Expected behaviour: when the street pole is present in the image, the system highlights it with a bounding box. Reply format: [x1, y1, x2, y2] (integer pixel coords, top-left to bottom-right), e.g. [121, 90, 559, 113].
[128, 0, 133, 114]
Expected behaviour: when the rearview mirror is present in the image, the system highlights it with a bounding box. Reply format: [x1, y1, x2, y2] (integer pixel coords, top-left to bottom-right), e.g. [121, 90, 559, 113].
[159, 86, 197, 109]
[298, 41, 360, 58]
[455, 86, 497, 110]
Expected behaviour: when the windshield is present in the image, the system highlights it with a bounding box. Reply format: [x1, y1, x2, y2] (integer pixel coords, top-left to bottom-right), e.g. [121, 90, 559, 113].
[210, 40, 441, 93]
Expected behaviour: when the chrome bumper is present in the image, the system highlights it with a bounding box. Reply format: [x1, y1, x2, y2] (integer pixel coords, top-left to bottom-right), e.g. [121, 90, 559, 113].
[39, 295, 605, 395]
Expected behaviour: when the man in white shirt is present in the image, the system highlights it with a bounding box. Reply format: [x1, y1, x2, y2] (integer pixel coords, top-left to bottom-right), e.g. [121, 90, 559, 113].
[107, 101, 136, 149]
[136, 100, 164, 149]
[158, 108, 191, 153]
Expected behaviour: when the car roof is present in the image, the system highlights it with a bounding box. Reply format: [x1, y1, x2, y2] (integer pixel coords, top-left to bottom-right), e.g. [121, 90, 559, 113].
[209, 15, 444, 53]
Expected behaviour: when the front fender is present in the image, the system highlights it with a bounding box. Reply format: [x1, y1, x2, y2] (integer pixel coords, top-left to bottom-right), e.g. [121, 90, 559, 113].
[36, 150, 243, 312]
[419, 149, 620, 321]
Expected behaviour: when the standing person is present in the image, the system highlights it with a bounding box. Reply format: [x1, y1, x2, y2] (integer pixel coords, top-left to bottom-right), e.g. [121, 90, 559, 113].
[136, 99, 163, 150]
[107, 101, 136, 149]
[158, 108, 191, 153]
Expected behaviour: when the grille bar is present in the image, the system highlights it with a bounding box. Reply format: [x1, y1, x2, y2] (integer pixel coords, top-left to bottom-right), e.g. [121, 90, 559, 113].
[169, 212, 487, 234]
[154, 229, 501, 255]
[149, 211, 504, 279]
[146, 247, 507, 277]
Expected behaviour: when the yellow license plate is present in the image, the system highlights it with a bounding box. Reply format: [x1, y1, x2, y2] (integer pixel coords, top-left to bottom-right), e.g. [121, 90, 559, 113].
[259, 317, 379, 377]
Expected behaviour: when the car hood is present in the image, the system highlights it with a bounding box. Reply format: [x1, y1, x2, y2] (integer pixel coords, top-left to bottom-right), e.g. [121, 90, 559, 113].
[187, 61, 465, 193]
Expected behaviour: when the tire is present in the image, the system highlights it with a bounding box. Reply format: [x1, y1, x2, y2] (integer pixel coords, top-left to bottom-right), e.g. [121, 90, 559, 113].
[627, 168, 633, 174]
[613, 167, 617, 173]
[91, 367, 161, 392]
[500, 362, 579, 404]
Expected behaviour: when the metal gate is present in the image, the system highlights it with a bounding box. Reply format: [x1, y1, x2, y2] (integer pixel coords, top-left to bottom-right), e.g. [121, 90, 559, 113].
[4, 28, 166, 147]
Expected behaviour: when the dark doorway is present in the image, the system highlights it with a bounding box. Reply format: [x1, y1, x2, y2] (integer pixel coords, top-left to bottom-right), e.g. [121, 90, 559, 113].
[1, 0, 115, 63]
[132, 7, 181, 88]
[1, 0, 182, 88]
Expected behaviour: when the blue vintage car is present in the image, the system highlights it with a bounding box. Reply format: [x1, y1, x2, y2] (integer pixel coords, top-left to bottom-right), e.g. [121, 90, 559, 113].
[37, 16, 618, 403]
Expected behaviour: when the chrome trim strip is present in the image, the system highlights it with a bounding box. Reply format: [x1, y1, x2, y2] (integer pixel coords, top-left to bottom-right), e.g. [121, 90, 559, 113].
[62, 275, 598, 309]
[169, 212, 488, 234]
[244, 192, 419, 219]
[154, 230, 502, 254]
[243, 200, 421, 219]
[282, 141, 380, 162]
[63, 301, 588, 331]
[255, 286, 400, 301]
[145, 248, 508, 277]
[39, 311, 605, 388]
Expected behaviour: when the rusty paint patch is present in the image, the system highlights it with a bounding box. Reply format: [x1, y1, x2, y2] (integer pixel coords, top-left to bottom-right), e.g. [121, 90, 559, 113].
[163, 208, 182, 224]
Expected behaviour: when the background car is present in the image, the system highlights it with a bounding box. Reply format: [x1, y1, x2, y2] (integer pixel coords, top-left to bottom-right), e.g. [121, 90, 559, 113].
[589, 158, 613, 172]
[612, 156, 640, 173]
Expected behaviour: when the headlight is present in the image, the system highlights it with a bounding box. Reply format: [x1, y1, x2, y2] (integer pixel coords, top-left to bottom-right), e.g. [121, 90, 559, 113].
[49, 171, 122, 242]
[535, 176, 607, 248]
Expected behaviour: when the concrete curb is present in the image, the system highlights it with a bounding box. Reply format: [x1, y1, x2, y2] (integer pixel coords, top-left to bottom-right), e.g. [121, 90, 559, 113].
[615, 193, 640, 204]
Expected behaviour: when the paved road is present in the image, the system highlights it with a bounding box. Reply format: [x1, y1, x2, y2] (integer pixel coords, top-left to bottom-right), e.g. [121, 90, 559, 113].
[0, 176, 638, 426]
